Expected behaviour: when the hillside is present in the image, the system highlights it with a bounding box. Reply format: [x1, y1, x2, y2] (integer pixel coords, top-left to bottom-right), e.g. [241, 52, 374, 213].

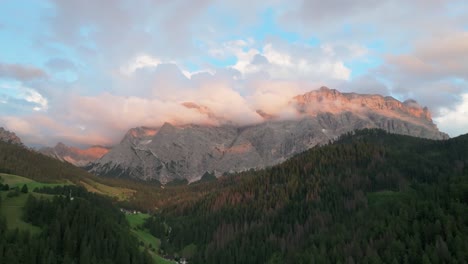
[0, 136, 207, 212]
[0, 171, 177, 263]
[144, 129, 468, 263]
[0, 139, 146, 201]
[0, 180, 154, 263]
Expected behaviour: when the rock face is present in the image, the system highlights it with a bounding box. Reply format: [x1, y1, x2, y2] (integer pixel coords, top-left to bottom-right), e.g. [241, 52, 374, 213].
[40, 143, 110, 167]
[0, 127, 22, 145]
[88, 87, 448, 183]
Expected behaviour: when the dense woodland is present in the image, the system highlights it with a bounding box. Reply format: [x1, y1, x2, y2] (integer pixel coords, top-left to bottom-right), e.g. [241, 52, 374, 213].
[144, 129, 468, 263]
[1, 129, 468, 263]
[0, 185, 153, 263]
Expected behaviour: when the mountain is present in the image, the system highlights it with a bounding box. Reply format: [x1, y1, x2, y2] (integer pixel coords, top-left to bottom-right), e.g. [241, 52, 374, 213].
[40, 142, 110, 167]
[88, 87, 448, 183]
[0, 127, 22, 145]
[144, 129, 468, 263]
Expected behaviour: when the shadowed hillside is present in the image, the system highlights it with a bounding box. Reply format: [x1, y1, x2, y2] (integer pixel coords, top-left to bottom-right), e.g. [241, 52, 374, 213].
[144, 129, 468, 263]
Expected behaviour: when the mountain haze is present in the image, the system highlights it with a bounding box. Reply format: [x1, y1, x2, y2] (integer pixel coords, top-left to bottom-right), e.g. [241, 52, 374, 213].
[88, 87, 448, 183]
[40, 143, 110, 167]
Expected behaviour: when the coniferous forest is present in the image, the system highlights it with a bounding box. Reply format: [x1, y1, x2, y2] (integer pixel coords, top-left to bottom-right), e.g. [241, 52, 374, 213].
[1, 129, 468, 263]
[0, 185, 153, 264]
[144, 130, 468, 263]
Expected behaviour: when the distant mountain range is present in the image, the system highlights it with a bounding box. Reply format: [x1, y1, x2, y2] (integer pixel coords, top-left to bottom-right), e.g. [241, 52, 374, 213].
[39, 143, 110, 167]
[83, 87, 448, 183]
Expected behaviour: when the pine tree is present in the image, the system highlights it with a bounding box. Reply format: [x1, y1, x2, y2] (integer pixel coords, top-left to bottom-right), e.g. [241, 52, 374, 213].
[21, 184, 28, 193]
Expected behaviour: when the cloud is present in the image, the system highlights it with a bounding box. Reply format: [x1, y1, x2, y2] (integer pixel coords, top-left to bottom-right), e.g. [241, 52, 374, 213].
[209, 40, 352, 81]
[1, 0, 468, 147]
[435, 93, 468, 137]
[0, 63, 47, 81]
[382, 32, 468, 81]
[46, 58, 76, 72]
[22, 88, 49, 111]
[121, 54, 165, 75]
[0, 82, 49, 112]
[340, 75, 390, 96]
[281, 0, 464, 41]
[373, 31, 468, 114]
[0, 115, 112, 147]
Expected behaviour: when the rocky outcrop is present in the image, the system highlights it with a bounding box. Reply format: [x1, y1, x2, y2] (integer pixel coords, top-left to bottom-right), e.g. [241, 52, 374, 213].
[0, 127, 22, 145]
[88, 87, 448, 183]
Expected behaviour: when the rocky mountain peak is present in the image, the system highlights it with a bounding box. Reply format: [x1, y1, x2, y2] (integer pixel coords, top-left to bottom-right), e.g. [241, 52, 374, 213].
[55, 142, 68, 151]
[0, 127, 22, 145]
[121, 126, 158, 145]
[292, 88, 434, 123]
[88, 87, 448, 183]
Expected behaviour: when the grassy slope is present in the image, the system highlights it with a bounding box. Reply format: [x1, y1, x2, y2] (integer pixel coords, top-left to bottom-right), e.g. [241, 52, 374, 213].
[0, 174, 64, 233]
[0, 140, 140, 203]
[80, 178, 135, 201]
[0, 192, 41, 234]
[1, 171, 135, 202]
[126, 213, 175, 264]
[1, 173, 70, 190]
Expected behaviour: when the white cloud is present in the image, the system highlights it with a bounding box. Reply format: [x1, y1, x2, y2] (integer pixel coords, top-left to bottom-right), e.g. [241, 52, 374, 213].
[121, 54, 214, 80]
[435, 93, 468, 137]
[0, 82, 48, 111]
[2, 0, 467, 146]
[121, 54, 164, 75]
[211, 40, 352, 81]
[23, 88, 49, 111]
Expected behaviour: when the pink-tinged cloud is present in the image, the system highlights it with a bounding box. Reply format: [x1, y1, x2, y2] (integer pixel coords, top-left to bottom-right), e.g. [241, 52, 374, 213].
[0, 63, 47, 81]
[382, 32, 468, 80]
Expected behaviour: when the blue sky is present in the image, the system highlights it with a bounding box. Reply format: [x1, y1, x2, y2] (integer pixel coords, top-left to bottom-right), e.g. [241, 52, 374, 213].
[0, 0, 467, 146]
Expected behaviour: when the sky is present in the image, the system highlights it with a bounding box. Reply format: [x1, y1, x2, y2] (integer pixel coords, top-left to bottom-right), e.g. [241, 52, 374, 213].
[0, 0, 467, 147]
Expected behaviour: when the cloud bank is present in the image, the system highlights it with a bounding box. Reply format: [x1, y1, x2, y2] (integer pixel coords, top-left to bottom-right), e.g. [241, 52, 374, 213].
[0, 0, 467, 147]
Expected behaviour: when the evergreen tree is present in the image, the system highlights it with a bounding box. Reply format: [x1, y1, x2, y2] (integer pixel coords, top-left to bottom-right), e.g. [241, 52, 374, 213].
[21, 184, 28, 193]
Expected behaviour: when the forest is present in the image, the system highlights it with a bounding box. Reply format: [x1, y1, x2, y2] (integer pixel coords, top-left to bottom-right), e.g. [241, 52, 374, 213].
[0, 185, 153, 263]
[0, 129, 467, 263]
[144, 129, 468, 263]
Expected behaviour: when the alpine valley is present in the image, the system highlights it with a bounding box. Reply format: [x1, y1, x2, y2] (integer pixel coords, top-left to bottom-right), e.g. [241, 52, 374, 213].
[3, 2, 468, 264]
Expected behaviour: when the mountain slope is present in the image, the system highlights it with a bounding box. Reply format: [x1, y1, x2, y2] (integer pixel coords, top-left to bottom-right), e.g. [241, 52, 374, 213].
[89, 87, 448, 183]
[0, 127, 22, 145]
[0, 184, 154, 264]
[40, 142, 110, 167]
[144, 129, 468, 263]
[0, 130, 143, 201]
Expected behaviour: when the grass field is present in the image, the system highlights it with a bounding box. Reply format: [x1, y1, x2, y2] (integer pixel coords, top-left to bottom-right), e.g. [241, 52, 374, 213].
[0, 191, 54, 234]
[0, 172, 135, 201]
[0, 173, 67, 233]
[151, 253, 176, 264]
[0, 173, 70, 191]
[80, 178, 135, 201]
[127, 212, 151, 228]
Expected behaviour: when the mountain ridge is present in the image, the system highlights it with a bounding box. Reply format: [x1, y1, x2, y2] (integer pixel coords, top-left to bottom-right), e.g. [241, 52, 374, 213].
[39, 143, 111, 167]
[88, 87, 448, 183]
[0, 127, 22, 145]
